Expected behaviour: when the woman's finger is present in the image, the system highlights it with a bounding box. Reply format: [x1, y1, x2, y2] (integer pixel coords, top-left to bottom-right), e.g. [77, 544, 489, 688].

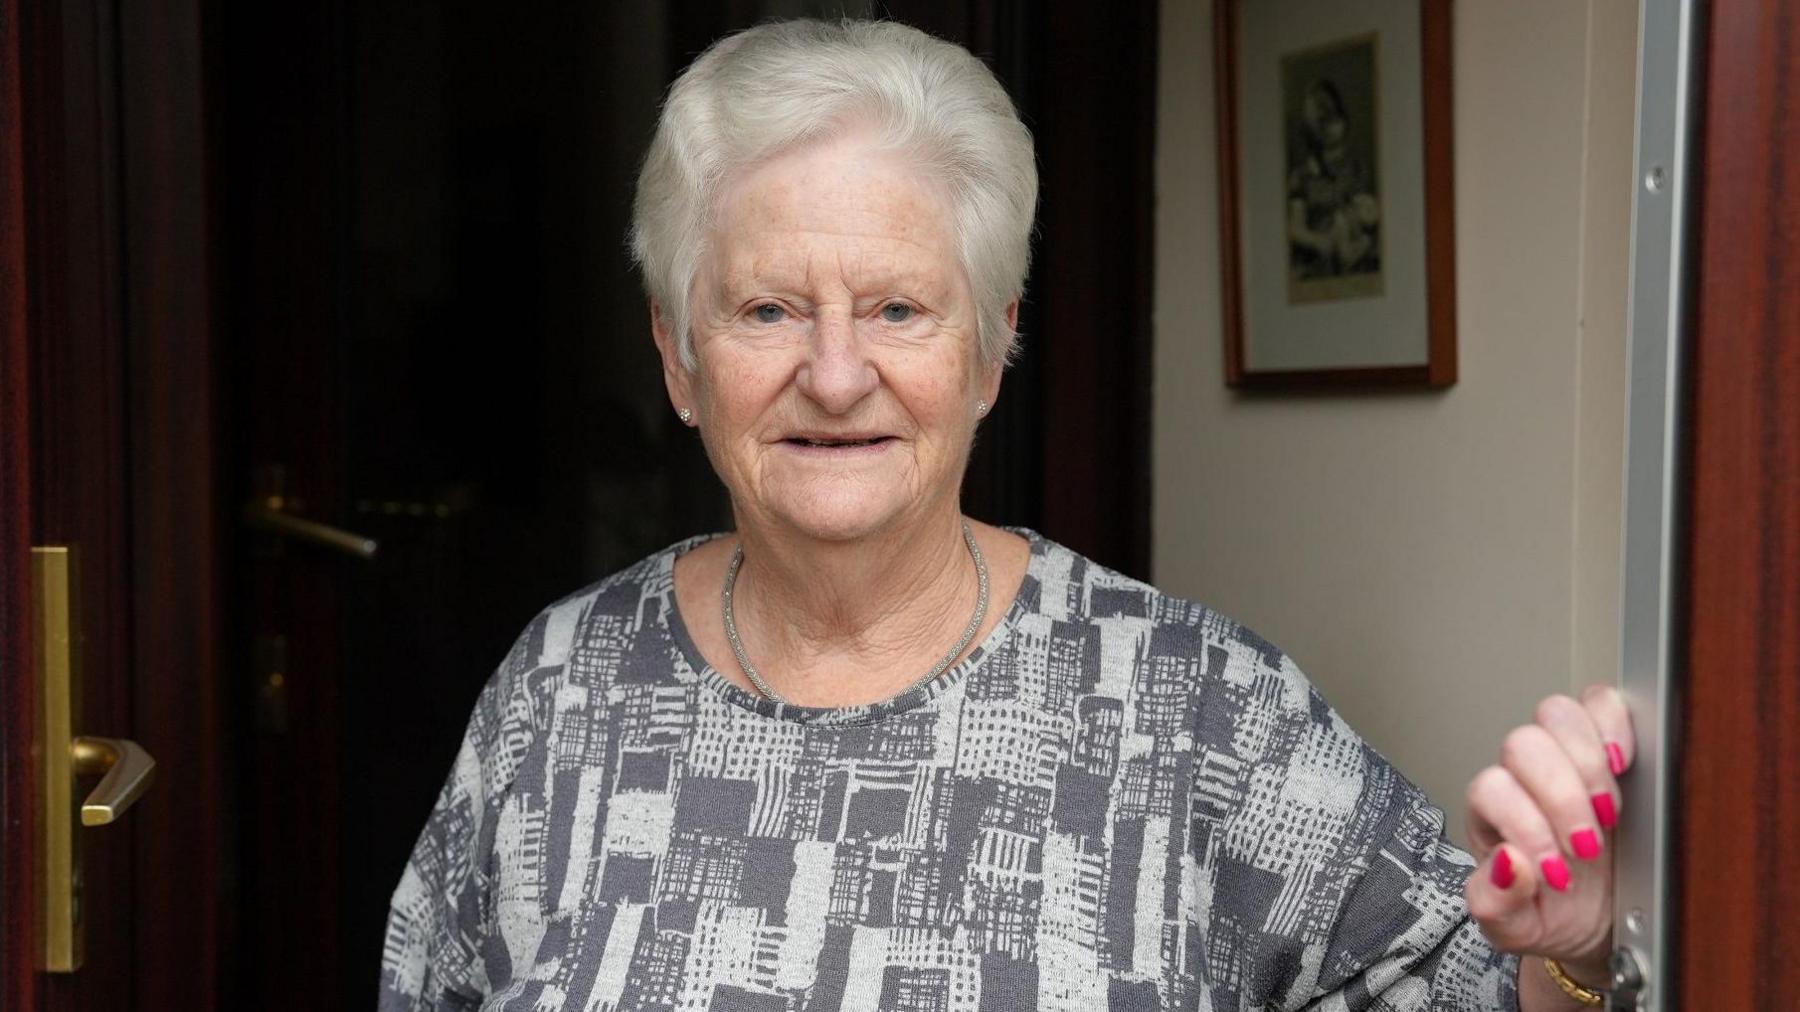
[1579, 683, 1635, 777]
[1464, 768, 1548, 951]
[1465, 765, 1506, 857]
[1500, 724, 1598, 883]
[1533, 693, 1621, 835]
[1465, 764, 1558, 881]
[1465, 844, 1540, 951]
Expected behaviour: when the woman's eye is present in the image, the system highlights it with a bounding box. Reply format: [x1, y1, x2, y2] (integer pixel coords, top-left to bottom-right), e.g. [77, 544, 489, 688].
[752, 304, 785, 324]
[880, 303, 914, 323]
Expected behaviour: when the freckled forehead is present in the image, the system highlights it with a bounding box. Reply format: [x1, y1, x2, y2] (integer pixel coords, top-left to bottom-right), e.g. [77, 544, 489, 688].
[710, 135, 961, 278]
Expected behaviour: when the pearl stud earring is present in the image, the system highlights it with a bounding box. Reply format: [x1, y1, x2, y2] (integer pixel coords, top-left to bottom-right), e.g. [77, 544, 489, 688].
[677, 407, 693, 424]
[976, 400, 989, 417]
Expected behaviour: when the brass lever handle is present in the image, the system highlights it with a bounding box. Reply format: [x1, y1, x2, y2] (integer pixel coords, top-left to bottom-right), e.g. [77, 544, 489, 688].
[34, 546, 158, 971]
[71, 736, 156, 826]
[244, 498, 380, 559]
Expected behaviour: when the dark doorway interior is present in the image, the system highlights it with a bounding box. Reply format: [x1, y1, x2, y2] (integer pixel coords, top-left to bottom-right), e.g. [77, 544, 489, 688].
[214, 1, 1153, 1006]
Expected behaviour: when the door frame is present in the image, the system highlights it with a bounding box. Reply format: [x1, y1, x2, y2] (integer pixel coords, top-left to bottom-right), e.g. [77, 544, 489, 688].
[1676, 0, 1800, 1005]
[2, 0, 39, 1006]
[115, 1, 230, 1006]
[1, 0, 228, 1007]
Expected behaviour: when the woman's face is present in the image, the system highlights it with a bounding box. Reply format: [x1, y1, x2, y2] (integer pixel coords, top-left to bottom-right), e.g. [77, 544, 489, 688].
[656, 130, 1005, 544]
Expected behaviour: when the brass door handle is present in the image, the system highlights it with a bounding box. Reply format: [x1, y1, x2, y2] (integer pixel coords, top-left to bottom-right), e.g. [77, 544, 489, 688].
[244, 499, 380, 559]
[33, 547, 160, 972]
[243, 463, 379, 559]
[72, 736, 156, 826]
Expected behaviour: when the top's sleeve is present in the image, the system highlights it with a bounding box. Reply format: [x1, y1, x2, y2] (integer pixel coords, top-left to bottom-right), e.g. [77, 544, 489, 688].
[1188, 625, 1520, 1012]
[377, 621, 544, 1011]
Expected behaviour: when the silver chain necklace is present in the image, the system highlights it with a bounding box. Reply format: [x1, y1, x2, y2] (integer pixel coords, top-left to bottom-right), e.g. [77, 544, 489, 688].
[722, 521, 990, 704]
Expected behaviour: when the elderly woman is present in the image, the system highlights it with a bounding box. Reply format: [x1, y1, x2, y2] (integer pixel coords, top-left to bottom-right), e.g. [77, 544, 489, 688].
[380, 19, 1632, 1012]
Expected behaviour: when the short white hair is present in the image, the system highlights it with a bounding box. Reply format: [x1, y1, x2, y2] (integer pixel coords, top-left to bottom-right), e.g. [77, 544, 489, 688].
[631, 18, 1038, 371]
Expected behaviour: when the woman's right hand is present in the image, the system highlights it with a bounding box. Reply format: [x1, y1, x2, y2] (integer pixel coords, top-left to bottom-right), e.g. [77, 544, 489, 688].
[1461, 685, 1635, 998]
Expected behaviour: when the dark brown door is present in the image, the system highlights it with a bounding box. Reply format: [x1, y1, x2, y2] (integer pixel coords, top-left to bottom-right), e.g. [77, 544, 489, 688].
[2, 1, 227, 1009]
[217, 4, 728, 1005]
[1676, 0, 1800, 1004]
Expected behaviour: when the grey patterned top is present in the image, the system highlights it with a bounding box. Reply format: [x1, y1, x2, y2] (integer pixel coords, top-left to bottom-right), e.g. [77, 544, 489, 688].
[380, 530, 1519, 1012]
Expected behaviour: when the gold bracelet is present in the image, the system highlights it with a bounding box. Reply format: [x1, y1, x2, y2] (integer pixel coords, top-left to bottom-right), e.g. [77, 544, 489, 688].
[1542, 958, 1605, 1007]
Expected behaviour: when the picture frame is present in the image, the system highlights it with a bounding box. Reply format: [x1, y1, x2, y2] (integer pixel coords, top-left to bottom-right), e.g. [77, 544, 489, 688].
[1215, 0, 1456, 389]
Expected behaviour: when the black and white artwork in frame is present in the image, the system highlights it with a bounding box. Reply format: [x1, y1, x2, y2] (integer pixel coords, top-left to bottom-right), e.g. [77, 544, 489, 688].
[1282, 33, 1383, 305]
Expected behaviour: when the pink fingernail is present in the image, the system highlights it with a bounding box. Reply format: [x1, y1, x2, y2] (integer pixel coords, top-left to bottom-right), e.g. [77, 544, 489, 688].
[1592, 792, 1618, 830]
[1542, 855, 1572, 892]
[1492, 847, 1516, 889]
[1607, 741, 1627, 777]
[1571, 828, 1604, 861]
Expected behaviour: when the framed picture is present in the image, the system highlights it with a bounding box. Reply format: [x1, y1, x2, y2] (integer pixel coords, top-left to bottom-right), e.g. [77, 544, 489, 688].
[1215, 0, 1455, 388]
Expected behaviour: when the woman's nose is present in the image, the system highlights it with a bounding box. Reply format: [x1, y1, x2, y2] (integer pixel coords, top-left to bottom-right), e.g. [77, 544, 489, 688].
[795, 312, 878, 413]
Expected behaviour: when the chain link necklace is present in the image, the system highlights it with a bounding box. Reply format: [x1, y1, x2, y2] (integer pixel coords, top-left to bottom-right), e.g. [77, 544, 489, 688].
[721, 521, 990, 705]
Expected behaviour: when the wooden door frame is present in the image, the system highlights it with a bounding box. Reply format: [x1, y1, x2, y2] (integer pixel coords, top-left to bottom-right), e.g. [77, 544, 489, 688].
[1677, 0, 1800, 1004]
[2, 0, 228, 1007]
[2, 0, 39, 1007]
[115, 1, 230, 1007]
[10, 0, 139, 1004]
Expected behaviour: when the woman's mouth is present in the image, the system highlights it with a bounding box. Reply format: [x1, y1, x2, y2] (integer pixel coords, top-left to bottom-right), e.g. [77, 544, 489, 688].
[781, 435, 895, 450]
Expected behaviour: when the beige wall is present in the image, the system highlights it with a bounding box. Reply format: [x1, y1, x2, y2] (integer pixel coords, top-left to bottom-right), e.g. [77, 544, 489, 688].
[1151, 0, 1638, 838]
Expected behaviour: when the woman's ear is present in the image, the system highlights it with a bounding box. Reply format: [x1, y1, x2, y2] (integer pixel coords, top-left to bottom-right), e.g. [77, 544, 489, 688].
[650, 299, 697, 421]
[979, 297, 1021, 410]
